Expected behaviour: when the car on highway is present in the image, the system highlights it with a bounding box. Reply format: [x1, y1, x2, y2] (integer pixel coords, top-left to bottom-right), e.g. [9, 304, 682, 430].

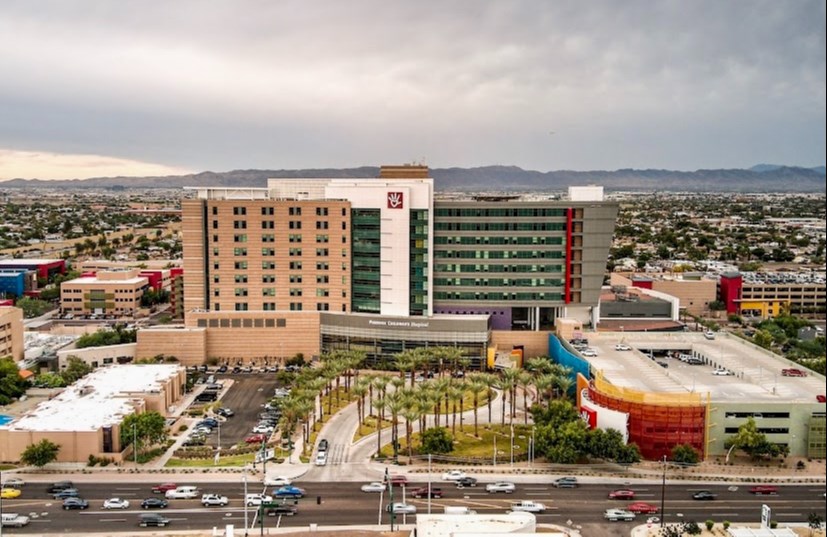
[361, 482, 387, 493]
[138, 513, 170, 527]
[615, 343, 632, 351]
[749, 486, 778, 495]
[692, 490, 717, 501]
[141, 498, 169, 509]
[53, 488, 80, 499]
[627, 502, 659, 514]
[246, 433, 268, 444]
[712, 368, 732, 376]
[165, 486, 199, 499]
[62, 497, 90, 510]
[0, 488, 21, 499]
[552, 477, 578, 488]
[604, 508, 636, 521]
[608, 489, 636, 500]
[273, 486, 305, 499]
[245, 493, 273, 506]
[441, 470, 467, 481]
[264, 475, 292, 487]
[486, 481, 516, 494]
[1, 477, 25, 488]
[201, 494, 229, 506]
[266, 504, 298, 516]
[102, 498, 130, 509]
[46, 481, 74, 493]
[410, 487, 443, 499]
[781, 368, 807, 377]
[386, 502, 416, 514]
[151, 483, 177, 494]
[509, 500, 547, 513]
[385, 475, 408, 487]
[456, 477, 478, 488]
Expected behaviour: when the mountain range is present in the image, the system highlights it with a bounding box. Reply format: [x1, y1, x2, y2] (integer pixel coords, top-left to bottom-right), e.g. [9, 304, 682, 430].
[1, 165, 824, 192]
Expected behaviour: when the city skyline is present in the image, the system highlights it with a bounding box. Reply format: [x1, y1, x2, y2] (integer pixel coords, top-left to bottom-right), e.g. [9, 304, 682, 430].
[1, 1, 825, 180]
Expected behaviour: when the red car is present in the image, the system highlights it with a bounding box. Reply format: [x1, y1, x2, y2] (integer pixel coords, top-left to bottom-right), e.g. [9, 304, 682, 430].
[627, 502, 659, 514]
[245, 434, 267, 444]
[749, 486, 778, 495]
[410, 486, 443, 499]
[608, 489, 636, 500]
[781, 368, 807, 377]
[151, 482, 177, 494]
[816, 395, 826, 403]
[384, 475, 408, 487]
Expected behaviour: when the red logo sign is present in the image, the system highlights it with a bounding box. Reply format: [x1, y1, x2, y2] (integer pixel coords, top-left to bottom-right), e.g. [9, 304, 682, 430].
[580, 407, 597, 429]
[387, 192, 404, 209]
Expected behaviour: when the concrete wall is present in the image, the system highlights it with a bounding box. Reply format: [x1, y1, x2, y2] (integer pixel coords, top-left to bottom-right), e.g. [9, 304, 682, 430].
[136, 327, 207, 365]
[491, 330, 553, 359]
[57, 343, 137, 369]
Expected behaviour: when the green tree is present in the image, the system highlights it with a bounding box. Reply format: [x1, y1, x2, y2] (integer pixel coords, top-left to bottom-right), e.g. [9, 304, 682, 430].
[808, 513, 823, 536]
[14, 296, 54, 318]
[536, 419, 588, 463]
[725, 417, 783, 460]
[60, 356, 93, 384]
[419, 427, 453, 455]
[671, 443, 701, 464]
[120, 411, 169, 455]
[34, 371, 67, 388]
[530, 399, 580, 429]
[0, 357, 29, 405]
[20, 439, 61, 467]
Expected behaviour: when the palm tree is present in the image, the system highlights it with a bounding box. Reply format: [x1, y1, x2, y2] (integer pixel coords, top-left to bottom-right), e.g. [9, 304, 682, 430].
[525, 356, 553, 376]
[554, 375, 575, 401]
[400, 398, 421, 458]
[395, 351, 416, 385]
[498, 368, 521, 425]
[466, 376, 488, 437]
[533, 373, 555, 407]
[352, 378, 370, 435]
[415, 385, 436, 432]
[518, 370, 534, 424]
[385, 391, 406, 461]
[373, 394, 386, 456]
[479, 373, 498, 424]
[448, 383, 464, 436]
[431, 377, 451, 428]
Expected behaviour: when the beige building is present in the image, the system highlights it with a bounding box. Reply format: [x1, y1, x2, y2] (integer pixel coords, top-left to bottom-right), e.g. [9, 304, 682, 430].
[0, 306, 24, 361]
[0, 364, 185, 463]
[61, 269, 149, 316]
[610, 272, 717, 316]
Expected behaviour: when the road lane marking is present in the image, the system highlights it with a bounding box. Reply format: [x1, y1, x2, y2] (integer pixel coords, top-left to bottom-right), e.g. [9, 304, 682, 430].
[775, 513, 803, 517]
[99, 518, 128, 522]
[711, 513, 740, 517]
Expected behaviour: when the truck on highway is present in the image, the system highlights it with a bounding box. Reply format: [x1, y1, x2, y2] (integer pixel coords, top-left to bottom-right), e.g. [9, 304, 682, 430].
[2, 513, 31, 527]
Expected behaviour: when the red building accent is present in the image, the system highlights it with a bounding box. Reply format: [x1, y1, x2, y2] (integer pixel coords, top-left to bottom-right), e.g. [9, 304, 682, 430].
[719, 273, 743, 315]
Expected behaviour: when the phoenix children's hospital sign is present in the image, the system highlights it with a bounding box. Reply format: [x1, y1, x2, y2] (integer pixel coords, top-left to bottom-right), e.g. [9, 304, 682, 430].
[369, 319, 430, 329]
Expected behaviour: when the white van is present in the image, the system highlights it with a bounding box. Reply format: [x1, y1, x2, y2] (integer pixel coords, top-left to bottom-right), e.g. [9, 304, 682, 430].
[165, 486, 199, 499]
[314, 451, 327, 466]
[443, 506, 476, 515]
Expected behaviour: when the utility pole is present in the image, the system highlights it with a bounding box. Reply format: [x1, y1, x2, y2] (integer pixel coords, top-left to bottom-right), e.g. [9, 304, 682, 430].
[386, 467, 394, 531]
[427, 453, 432, 514]
[133, 422, 138, 465]
[243, 467, 249, 537]
[660, 455, 667, 528]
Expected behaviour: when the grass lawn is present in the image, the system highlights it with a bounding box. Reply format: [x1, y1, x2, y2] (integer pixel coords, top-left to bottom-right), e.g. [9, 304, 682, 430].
[379, 423, 533, 459]
[352, 415, 393, 442]
[165, 452, 256, 468]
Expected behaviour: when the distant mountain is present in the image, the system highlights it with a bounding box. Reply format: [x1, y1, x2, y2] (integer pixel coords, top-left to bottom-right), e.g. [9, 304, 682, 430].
[1, 165, 824, 192]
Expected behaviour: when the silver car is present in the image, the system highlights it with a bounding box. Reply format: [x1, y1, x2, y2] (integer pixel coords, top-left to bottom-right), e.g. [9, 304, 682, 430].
[485, 481, 516, 493]
[386, 502, 416, 514]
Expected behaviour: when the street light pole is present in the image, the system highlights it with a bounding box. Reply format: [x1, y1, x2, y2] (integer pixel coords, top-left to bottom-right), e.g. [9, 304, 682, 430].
[243, 467, 249, 537]
[660, 455, 667, 528]
[386, 467, 394, 531]
[427, 453, 432, 514]
[133, 423, 138, 466]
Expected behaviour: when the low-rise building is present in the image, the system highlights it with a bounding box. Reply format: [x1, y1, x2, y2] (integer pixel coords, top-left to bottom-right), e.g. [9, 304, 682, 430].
[0, 364, 185, 463]
[60, 269, 149, 317]
[0, 306, 24, 361]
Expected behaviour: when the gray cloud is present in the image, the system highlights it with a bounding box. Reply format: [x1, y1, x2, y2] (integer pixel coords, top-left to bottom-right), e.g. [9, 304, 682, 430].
[0, 0, 823, 177]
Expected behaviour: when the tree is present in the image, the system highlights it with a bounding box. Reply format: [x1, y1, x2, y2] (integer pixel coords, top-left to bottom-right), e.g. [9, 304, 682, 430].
[60, 356, 93, 384]
[21, 439, 61, 467]
[536, 420, 588, 464]
[0, 357, 29, 405]
[120, 411, 169, 455]
[725, 417, 783, 460]
[671, 443, 701, 465]
[808, 513, 823, 536]
[14, 296, 54, 318]
[420, 427, 453, 455]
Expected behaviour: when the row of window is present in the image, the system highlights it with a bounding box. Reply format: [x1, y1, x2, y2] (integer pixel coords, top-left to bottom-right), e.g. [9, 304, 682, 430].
[229, 234, 341, 244]
[217, 206, 345, 217]
[433, 278, 564, 287]
[217, 302, 338, 312]
[434, 236, 565, 245]
[435, 251, 565, 259]
[435, 222, 566, 231]
[212, 261, 346, 271]
[217, 220, 347, 231]
[433, 291, 565, 301]
[434, 208, 567, 217]
[435, 264, 564, 273]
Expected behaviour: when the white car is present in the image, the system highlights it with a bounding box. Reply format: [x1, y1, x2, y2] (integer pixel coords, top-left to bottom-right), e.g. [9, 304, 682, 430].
[201, 494, 229, 506]
[263, 475, 292, 487]
[252, 424, 275, 434]
[102, 497, 130, 509]
[361, 482, 387, 493]
[581, 348, 598, 357]
[510, 500, 546, 513]
[604, 508, 636, 521]
[441, 470, 467, 481]
[615, 343, 632, 351]
[1, 477, 25, 487]
[245, 493, 273, 506]
[712, 368, 732, 376]
[386, 502, 416, 514]
[486, 481, 516, 493]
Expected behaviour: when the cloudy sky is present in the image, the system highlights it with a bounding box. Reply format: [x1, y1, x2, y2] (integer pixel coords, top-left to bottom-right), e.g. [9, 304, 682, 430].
[1, 1, 824, 180]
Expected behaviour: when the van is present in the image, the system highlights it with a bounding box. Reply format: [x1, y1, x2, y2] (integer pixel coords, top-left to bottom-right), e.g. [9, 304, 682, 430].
[443, 506, 476, 515]
[138, 513, 170, 527]
[165, 486, 199, 499]
[314, 451, 327, 466]
[2, 513, 31, 527]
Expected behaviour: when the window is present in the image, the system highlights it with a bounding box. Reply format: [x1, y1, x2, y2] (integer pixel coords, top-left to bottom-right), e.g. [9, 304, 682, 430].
[235, 303, 249, 311]
[213, 276, 220, 283]
[289, 288, 303, 297]
[212, 234, 219, 243]
[289, 234, 302, 243]
[262, 248, 275, 256]
[212, 220, 219, 229]
[316, 207, 329, 216]
[341, 248, 347, 258]
[316, 262, 329, 270]
[234, 261, 247, 270]
[213, 262, 220, 270]
[289, 221, 302, 229]
[262, 261, 276, 270]
[263, 302, 276, 310]
[234, 275, 248, 283]
[262, 275, 275, 283]
[316, 288, 329, 297]
[316, 248, 329, 257]
[234, 234, 247, 242]
[213, 289, 220, 297]
[290, 302, 303, 311]
[316, 221, 329, 229]
[316, 303, 330, 311]
[262, 234, 275, 243]
[289, 207, 302, 216]
[289, 248, 302, 256]
[316, 234, 329, 243]
[233, 220, 247, 229]
[234, 247, 247, 256]
[233, 207, 247, 215]
[261, 220, 275, 229]
[289, 261, 302, 270]
[262, 287, 276, 296]
[289, 275, 303, 284]
[212, 206, 218, 215]
[261, 207, 274, 216]
[316, 275, 329, 284]
[234, 288, 248, 297]
[212, 247, 219, 256]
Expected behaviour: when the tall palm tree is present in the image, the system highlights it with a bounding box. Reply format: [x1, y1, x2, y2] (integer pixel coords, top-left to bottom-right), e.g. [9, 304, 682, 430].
[415, 385, 435, 432]
[518, 370, 534, 424]
[431, 377, 451, 428]
[466, 375, 488, 437]
[400, 397, 421, 458]
[373, 394, 386, 456]
[498, 368, 521, 425]
[352, 378, 370, 435]
[384, 391, 406, 461]
[447, 383, 464, 436]
[525, 356, 553, 376]
[479, 373, 498, 424]
[554, 375, 575, 401]
[533, 373, 555, 408]
[394, 351, 416, 384]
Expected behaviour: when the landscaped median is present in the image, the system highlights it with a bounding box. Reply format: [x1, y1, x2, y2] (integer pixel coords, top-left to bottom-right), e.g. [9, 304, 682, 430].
[166, 443, 284, 468]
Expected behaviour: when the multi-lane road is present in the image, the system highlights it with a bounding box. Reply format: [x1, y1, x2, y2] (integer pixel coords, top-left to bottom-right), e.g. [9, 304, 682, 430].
[3, 481, 824, 534]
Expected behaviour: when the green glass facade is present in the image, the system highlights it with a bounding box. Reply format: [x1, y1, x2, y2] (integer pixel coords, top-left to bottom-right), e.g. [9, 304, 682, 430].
[409, 209, 429, 316]
[351, 209, 381, 314]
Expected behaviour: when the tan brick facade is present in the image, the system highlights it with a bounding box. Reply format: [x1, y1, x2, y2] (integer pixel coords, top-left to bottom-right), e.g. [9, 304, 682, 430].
[0, 306, 24, 361]
[61, 269, 148, 316]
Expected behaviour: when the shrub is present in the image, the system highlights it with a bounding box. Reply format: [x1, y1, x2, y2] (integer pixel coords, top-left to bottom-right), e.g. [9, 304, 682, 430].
[706, 520, 715, 531]
[723, 521, 731, 530]
[87, 454, 98, 467]
[178, 424, 188, 433]
[684, 521, 702, 535]
[770, 521, 778, 529]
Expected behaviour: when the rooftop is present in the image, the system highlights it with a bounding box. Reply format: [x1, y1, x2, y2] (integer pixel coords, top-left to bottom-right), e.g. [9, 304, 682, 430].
[3, 364, 182, 432]
[579, 331, 825, 403]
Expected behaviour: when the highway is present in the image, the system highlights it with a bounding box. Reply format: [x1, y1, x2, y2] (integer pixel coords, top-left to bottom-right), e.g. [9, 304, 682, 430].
[3, 481, 824, 534]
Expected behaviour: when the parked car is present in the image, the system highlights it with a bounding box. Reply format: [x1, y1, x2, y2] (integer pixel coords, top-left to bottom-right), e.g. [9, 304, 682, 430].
[266, 504, 298, 516]
[410, 487, 443, 499]
[253, 424, 275, 434]
[692, 490, 717, 501]
[62, 497, 89, 510]
[1, 477, 25, 488]
[627, 502, 659, 514]
[608, 489, 636, 500]
[712, 368, 732, 376]
[581, 348, 598, 357]
[749, 486, 778, 495]
[246, 434, 268, 444]
[781, 368, 807, 377]
[0, 488, 22, 499]
[386, 502, 416, 514]
[103, 498, 130, 509]
[604, 508, 636, 521]
[703, 330, 716, 340]
[361, 482, 387, 493]
[486, 482, 516, 494]
[441, 470, 467, 481]
[273, 486, 305, 499]
[615, 343, 632, 351]
[217, 365, 228, 373]
[141, 498, 169, 509]
[552, 477, 578, 488]
[201, 494, 229, 506]
[264, 476, 292, 487]
[456, 477, 478, 488]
